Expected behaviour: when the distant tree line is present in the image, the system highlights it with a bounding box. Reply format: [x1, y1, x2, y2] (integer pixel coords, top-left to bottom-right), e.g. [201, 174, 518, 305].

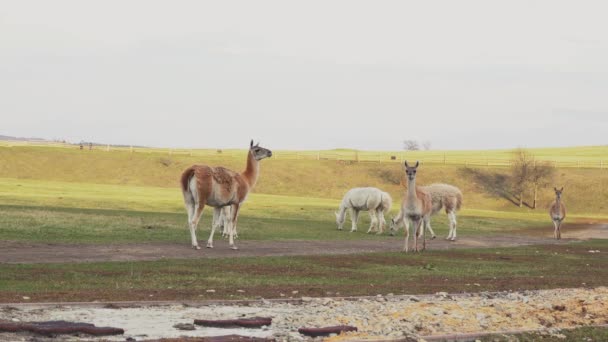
[403, 140, 432, 151]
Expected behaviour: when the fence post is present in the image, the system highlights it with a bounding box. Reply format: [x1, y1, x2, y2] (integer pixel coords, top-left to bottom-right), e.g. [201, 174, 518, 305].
[106, 144, 110, 152]
[130, 146, 133, 153]
[601, 160, 604, 169]
[317, 152, 320, 160]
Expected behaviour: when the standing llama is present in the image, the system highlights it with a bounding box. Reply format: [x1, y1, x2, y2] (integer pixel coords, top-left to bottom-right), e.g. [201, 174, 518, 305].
[549, 187, 566, 239]
[394, 161, 433, 252]
[391, 183, 463, 241]
[180, 140, 272, 250]
[335, 187, 392, 234]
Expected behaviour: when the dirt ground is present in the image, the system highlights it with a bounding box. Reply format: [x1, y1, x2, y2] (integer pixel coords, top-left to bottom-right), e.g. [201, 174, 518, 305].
[1, 224, 606, 264]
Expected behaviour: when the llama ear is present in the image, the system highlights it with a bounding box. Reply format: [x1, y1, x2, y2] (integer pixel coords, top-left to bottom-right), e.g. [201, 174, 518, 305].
[554, 187, 557, 191]
[404, 160, 409, 167]
[560, 187, 564, 192]
[255, 141, 260, 147]
[250, 140, 254, 148]
[415, 161, 419, 168]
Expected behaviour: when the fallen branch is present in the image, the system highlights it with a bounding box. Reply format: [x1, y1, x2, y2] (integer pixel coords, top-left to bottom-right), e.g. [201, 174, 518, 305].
[298, 325, 358, 337]
[194, 317, 272, 329]
[0, 320, 124, 337]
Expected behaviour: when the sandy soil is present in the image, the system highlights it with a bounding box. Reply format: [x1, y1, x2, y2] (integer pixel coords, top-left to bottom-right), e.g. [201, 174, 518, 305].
[0, 223, 605, 264]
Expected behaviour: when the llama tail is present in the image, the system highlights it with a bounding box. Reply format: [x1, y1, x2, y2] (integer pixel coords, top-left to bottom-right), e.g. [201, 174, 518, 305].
[382, 192, 393, 214]
[180, 167, 195, 193]
[455, 190, 463, 211]
[180, 167, 197, 210]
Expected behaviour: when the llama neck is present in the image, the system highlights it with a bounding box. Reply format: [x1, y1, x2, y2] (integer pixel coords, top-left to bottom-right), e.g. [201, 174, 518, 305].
[242, 151, 260, 187]
[406, 178, 418, 203]
[555, 196, 561, 209]
[337, 202, 348, 223]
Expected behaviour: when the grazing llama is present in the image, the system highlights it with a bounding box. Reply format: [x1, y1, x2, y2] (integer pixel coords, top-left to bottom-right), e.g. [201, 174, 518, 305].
[549, 187, 566, 239]
[394, 161, 433, 252]
[391, 183, 463, 241]
[180, 140, 272, 250]
[335, 187, 392, 234]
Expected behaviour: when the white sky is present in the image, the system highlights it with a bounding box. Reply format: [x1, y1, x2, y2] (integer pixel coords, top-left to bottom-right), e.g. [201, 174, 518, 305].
[1, 0, 607, 150]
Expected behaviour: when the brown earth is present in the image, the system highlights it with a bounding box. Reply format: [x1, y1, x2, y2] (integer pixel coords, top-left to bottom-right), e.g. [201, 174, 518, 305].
[0, 223, 605, 264]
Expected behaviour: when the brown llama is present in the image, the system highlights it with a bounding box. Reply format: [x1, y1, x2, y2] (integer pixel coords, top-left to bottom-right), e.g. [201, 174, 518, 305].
[397, 161, 433, 252]
[549, 187, 566, 240]
[180, 140, 272, 250]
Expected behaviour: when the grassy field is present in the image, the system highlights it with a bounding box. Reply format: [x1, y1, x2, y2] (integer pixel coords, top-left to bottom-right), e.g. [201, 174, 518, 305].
[0, 240, 606, 302]
[0, 144, 606, 306]
[0, 178, 558, 244]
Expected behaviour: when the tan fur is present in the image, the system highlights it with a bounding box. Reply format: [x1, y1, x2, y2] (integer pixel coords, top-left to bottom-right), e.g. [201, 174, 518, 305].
[549, 201, 566, 220]
[423, 183, 463, 214]
[181, 142, 271, 249]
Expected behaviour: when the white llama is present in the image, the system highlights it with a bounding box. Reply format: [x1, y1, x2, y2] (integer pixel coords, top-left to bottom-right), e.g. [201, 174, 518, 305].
[335, 187, 393, 234]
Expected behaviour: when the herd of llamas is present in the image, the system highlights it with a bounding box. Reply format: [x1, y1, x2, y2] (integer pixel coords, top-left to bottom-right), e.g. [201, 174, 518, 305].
[180, 141, 567, 252]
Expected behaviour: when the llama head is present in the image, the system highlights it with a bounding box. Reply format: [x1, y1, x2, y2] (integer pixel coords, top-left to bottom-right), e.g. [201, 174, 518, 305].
[249, 140, 272, 161]
[404, 160, 420, 181]
[389, 217, 398, 236]
[554, 187, 564, 199]
[335, 211, 344, 229]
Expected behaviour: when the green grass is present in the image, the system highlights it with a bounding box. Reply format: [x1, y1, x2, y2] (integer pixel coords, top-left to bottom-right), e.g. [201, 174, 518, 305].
[0, 178, 564, 244]
[481, 326, 608, 341]
[0, 240, 606, 302]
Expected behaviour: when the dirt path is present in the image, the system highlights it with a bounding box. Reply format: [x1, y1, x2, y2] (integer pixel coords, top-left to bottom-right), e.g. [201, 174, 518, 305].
[1, 224, 606, 264]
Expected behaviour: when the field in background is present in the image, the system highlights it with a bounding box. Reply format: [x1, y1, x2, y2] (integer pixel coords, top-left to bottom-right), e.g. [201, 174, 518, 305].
[2, 140, 607, 168]
[1, 144, 607, 215]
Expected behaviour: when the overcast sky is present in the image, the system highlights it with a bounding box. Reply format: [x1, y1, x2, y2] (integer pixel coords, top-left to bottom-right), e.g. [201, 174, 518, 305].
[1, 1, 607, 150]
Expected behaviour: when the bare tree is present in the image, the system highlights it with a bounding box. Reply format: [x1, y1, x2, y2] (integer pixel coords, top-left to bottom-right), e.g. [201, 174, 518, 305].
[510, 148, 556, 209]
[530, 161, 556, 209]
[422, 141, 432, 150]
[510, 148, 533, 208]
[403, 140, 420, 151]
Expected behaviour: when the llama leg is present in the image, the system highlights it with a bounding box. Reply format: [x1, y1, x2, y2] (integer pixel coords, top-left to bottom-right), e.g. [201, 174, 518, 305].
[422, 219, 427, 252]
[413, 219, 419, 253]
[448, 211, 457, 241]
[190, 202, 205, 250]
[350, 209, 360, 232]
[552, 220, 558, 240]
[209, 207, 223, 244]
[557, 220, 562, 240]
[424, 216, 436, 239]
[367, 210, 378, 234]
[228, 203, 241, 250]
[204, 206, 220, 249]
[376, 209, 385, 234]
[403, 219, 410, 252]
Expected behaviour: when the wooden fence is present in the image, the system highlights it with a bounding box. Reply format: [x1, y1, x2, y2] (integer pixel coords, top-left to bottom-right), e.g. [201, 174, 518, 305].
[1, 140, 606, 169]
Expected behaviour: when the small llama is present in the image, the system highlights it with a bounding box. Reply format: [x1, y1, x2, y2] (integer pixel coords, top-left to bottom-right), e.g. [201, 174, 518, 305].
[549, 187, 566, 240]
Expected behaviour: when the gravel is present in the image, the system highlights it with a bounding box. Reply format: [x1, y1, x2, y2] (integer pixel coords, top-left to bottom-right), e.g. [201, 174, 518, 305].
[0, 287, 606, 341]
